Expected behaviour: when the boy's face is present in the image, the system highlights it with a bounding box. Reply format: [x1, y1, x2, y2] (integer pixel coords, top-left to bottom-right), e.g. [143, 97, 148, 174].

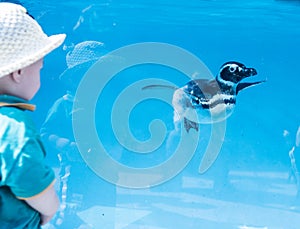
[20, 58, 44, 100]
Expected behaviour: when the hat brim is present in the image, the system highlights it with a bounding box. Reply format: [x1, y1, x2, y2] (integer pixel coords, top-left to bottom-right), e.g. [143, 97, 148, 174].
[0, 33, 66, 78]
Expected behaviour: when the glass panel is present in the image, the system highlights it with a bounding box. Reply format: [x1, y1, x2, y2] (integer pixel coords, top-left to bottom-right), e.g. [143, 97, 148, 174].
[4, 1, 300, 228]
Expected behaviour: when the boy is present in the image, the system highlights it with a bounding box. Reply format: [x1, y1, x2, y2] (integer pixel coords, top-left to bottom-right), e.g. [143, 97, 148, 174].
[0, 2, 66, 228]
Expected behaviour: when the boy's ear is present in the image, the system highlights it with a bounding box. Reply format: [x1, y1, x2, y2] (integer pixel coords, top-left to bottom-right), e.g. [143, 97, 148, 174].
[11, 69, 23, 83]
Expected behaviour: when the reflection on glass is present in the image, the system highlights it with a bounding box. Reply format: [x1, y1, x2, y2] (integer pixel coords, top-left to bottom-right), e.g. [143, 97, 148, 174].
[288, 126, 300, 203]
[41, 41, 115, 228]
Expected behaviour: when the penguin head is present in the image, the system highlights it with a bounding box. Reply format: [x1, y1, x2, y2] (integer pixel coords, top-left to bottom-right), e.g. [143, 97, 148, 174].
[218, 61, 257, 84]
[217, 61, 265, 94]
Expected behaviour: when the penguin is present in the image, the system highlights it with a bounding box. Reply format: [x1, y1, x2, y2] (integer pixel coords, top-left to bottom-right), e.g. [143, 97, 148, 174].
[143, 61, 265, 132]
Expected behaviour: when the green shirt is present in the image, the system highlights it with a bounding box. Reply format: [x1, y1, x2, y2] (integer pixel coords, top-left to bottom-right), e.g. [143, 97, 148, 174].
[0, 95, 55, 228]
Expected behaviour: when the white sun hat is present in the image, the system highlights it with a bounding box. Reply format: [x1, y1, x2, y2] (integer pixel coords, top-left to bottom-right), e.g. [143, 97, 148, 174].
[0, 2, 66, 78]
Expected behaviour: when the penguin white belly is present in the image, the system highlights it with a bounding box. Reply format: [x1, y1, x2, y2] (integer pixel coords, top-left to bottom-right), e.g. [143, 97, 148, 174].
[179, 104, 234, 124]
[172, 88, 234, 124]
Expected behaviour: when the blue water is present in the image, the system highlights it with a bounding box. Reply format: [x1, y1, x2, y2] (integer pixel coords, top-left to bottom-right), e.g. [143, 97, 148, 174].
[17, 0, 300, 228]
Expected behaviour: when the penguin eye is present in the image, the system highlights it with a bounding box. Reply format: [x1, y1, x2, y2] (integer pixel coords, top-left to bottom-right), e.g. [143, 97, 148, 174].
[229, 66, 237, 73]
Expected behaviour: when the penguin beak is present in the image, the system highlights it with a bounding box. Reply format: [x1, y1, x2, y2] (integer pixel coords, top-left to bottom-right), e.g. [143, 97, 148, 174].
[236, 67, 266, 94]
[243, 67, 257, 77]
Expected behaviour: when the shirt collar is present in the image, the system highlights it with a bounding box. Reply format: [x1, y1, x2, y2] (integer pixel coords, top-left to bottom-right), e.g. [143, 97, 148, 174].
[0, 95, 36, 111]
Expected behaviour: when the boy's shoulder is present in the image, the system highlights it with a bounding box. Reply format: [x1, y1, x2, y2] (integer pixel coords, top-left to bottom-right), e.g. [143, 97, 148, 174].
[0, 95, 37, 136]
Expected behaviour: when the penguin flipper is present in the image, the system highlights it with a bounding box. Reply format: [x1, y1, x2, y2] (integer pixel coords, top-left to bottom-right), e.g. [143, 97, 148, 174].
[184, 118, 199, 133]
